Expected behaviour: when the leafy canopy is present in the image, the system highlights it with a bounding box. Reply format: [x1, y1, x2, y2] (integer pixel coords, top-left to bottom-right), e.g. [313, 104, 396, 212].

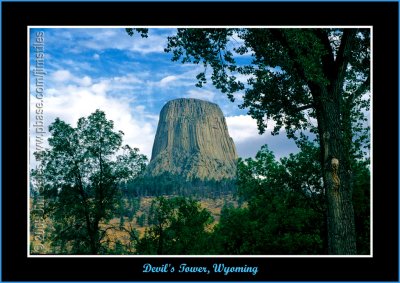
[31, 110, 147, 254]
[164, 28, 370, 143]
[136, 196, 213, 255]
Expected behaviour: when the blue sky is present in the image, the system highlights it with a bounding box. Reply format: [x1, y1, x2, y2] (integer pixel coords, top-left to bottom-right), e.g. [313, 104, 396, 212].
[29, 27, 299, 164]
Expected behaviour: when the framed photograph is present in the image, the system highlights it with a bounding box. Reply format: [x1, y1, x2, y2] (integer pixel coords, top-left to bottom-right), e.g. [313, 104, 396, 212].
[2, 1, 398, 281]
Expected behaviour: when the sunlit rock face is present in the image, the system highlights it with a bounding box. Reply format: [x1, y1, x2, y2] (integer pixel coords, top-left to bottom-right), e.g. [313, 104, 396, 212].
[147, 98, 238, 181]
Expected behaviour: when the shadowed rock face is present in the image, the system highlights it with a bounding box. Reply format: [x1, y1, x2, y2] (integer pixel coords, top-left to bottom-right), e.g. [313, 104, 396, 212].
[147, 98, 238, 180]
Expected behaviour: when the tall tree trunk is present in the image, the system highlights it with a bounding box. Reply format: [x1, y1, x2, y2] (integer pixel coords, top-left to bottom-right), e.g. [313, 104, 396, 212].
[308, 29, 358, 255]
[316, 87, 357, 255]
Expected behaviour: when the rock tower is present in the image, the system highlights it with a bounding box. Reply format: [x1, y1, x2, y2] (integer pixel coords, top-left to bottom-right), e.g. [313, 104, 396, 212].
[147, 98, 238, 180]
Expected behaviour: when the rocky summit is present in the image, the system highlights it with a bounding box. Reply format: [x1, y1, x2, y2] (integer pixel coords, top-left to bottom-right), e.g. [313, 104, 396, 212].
[147, 98, 238, 181]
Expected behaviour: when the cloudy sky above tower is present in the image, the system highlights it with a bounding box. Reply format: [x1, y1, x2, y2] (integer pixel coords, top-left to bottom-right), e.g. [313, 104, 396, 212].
[29, 27, 299, 164]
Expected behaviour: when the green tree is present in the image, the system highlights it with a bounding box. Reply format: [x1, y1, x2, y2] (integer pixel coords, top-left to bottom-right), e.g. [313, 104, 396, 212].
[210, 204, 253, 254]
[128, 28, 370, 254]
[136, 196, 213, 255]
[351, 159, 370, 255]
[31, 110, 147, 254]
[213, 141, 369, 255]
[211, 144, 325, 255]
[136, 214, 146, 227]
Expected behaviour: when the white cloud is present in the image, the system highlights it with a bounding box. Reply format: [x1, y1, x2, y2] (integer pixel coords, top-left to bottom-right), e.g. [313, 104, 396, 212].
[79, 76, 92, 86]
[31, 89, 156, 158]
[145, 68, 203, 89]
[135, 105, 145, 112]
[91, 81, 109, 95]
[51, 59, 96, 73]
[51, 70, 93, 87]
[159, 75, 177, 86]
[225, 115, 297, 159]
[185, 89, 215, 102]
[42, 28, 169, 56]
[113, 74, 143, 85]
[52, 70, 72, 82]
[226, 115, 264, 143]
[127, 33, 166, 54]
[29, 70, 158, 170]
[225, 115, 266, 157]
[77, 28, 167, 55]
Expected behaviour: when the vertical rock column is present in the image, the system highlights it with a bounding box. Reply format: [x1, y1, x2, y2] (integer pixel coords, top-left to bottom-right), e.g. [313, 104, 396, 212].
[147, 98, 238, 180]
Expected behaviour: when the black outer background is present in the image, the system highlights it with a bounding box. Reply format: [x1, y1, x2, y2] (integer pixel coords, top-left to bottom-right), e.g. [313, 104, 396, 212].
[2, 1, 398, 282]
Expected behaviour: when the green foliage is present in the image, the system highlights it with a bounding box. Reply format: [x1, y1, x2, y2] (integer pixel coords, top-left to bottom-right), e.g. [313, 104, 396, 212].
[211, 144, 325, 255]
[352, 160, 370, 255]
[209, 205, 253, 254]
[166, 29, 243, 98]
[164, 28, 370, 139]
[126, 28, 149, 38]
[136, 214, 146, 227]
[31, 110, 147, 254]
[160, 27, 371, 255]
[209, 142, 370, 255]
[136, 196, 213, 255]
[128, 172, 236, 198]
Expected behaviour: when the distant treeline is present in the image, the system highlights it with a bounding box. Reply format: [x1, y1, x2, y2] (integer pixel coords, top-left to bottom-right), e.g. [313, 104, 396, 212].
[123, 173, 237, 198]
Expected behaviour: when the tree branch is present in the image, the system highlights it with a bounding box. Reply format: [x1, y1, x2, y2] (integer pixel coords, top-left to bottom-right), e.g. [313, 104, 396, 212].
[268, 29, 308, 83]
[268, 29, 323, 100]
[334, 29, 358, 84]
[295, 104, 314, 112]
[314, 29, 336, 82]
